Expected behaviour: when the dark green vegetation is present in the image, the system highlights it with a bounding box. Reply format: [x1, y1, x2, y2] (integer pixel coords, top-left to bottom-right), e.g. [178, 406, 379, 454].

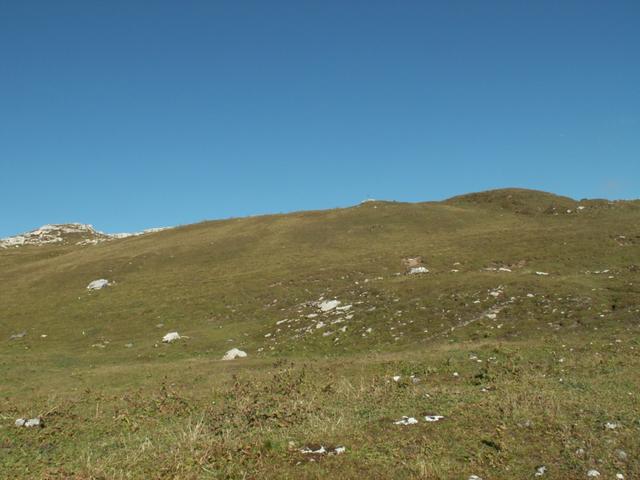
[1, 189, 639, 479]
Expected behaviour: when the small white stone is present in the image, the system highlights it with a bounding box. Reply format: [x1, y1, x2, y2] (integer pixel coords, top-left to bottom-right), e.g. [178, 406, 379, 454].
[318, 300, 340, 312]
[587, 470, 600, 477]
[221, 348, 247, 360]
[424, 415, 444, 422]
[24, 418, 42, 428]
[300, 446, 326, 454]
[394, 416, 418, 425]
[162, 332, 181, 343]
[87, 279, 110, 290]
[409, 266, 429, 274]
[535, 465, 547, 476]
[16, 417, 42, 428]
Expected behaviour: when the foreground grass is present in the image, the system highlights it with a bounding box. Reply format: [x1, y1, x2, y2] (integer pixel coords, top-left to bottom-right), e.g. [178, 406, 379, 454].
[2, 324, 639, 479]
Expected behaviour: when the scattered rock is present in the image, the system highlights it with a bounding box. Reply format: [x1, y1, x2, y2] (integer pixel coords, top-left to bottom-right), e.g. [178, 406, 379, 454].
[299, 445, 346, 456]
[222, 348, 247, 360]
[394, 416, 418, 425]
[424, 415, 444, 422]
[535, 271, 550, 276]
[402, 256, 423, 268]
[15, 417, 43, 428]
[587, 470, 600, 477]
[319, 300, 340, 312]
[409, 266, 429, 275]
[615, 449, 627, 461]
[302, 445, 326, 454]
[87, 279, 111, 290]
[535, 465, 547, 476]
[162, 332, 181, 343]
[9, 331, 26, 340]
[604, 421, 619, 430]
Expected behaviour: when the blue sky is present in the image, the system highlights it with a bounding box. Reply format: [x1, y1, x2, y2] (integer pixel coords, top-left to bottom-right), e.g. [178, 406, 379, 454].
[1, 1, 638, 237]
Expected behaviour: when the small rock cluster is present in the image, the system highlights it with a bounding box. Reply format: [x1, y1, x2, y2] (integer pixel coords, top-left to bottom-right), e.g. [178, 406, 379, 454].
[394, 415, 444, 425]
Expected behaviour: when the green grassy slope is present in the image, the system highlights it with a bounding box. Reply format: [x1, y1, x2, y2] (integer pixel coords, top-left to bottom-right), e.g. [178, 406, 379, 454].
[1, 189, 639, 479]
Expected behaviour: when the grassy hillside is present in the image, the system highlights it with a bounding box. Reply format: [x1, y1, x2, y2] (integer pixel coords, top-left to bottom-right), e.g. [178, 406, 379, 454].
[1, 189, 639, 479]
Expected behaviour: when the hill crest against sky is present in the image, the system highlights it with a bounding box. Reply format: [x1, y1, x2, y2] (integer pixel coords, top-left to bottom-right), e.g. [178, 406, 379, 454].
[2, 188, 637, 241]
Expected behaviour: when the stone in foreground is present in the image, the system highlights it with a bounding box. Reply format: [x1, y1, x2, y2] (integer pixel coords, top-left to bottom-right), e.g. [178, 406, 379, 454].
[162, 332, 181, 343]
[15, 417, 44, 428]
[87, 279, 111, 290]
[222, 348, 247, 360]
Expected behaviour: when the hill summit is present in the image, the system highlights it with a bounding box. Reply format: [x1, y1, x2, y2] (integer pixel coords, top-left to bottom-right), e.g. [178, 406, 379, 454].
[0, 223, 170, 249]
[0, 223, 111, 248]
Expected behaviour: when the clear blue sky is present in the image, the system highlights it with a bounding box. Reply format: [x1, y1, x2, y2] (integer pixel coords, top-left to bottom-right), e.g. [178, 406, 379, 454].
[1, 1, 639, 237]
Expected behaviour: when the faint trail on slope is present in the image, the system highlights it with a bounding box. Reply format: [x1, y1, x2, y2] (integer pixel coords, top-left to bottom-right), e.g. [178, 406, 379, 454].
[425, 298, 515, 342]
